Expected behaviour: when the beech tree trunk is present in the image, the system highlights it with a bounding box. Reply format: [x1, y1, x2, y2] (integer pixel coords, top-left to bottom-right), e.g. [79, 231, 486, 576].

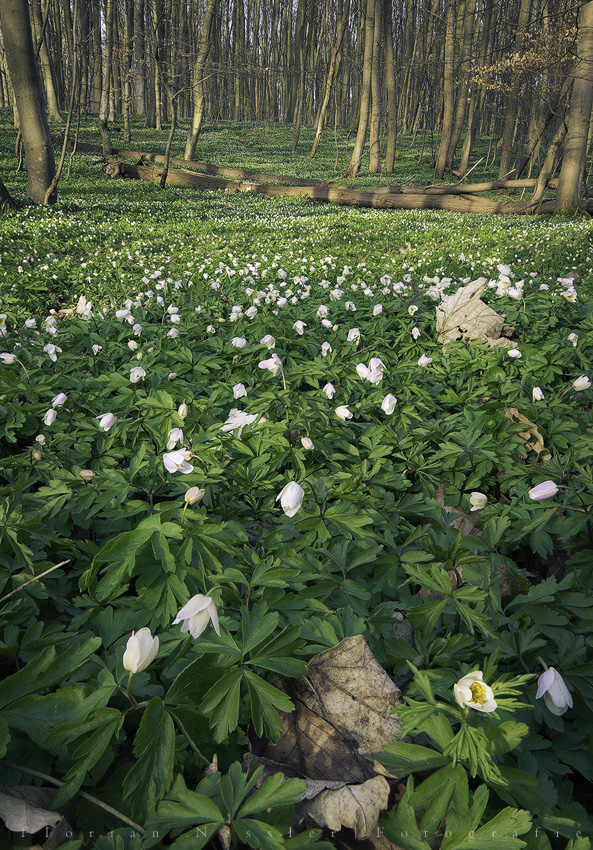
[555, 0, 593, 210]
[383, 0, 397, 171]
[345, 0, 375, 177]
[0, 0, 56, 203]
[368, 0, 382, 173]
[310, 0, 350, 158]
[185, 0, 217, 159]
[498, 0, 532, 180]
[98, 0, 114, 154]
[434, 0, 456, 179]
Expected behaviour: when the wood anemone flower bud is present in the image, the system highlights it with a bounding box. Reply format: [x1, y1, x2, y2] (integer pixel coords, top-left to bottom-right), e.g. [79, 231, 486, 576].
[123, 628, 159, 674]
[185, 486, 205, 505]
[79, 469, 94, 482]
[178, 402, 189, 418]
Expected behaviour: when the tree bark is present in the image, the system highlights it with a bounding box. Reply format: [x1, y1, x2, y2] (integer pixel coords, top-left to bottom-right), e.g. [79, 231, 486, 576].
[555, 1, 593, 210]
[98, 0, 114, 154]
[346, 0, 375, 177]
[184, 0, 217, 159]
[133, 0, 146, 116]
[497, 0, 532, 180]
[310, 0, 350, 158]
[0, 0, 57, 203]
[383, 0, 397, 171]
[434, 0, 456, 179]
[368, 0, 382, 173]
[30, 0, 63, 122]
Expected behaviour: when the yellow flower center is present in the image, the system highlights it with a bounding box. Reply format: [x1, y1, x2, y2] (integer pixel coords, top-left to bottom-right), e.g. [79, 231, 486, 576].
[469, 681, 487, 704]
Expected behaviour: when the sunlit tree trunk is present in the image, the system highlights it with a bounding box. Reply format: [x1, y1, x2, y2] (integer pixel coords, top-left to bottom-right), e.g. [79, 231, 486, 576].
[556, 0, 593, 209]
[98, 0, 114, 153]
[30, 0, 63, 121]
[434, 0, 456, 179]
[498, 0, 532, 180]
[310, 0, 350, 157]
[383, 0, 397, 171]
[185, 0, 217, 160]
[445, 0, 476, 169]
[368, 0, 382, 172]
[0, 0, 56, 202]
[133, 0, 146, 116]
[346, 0, 375, 177]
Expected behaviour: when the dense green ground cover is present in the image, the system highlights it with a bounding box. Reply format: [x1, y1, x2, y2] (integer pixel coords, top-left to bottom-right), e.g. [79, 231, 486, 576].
[0, 115, 592, 850]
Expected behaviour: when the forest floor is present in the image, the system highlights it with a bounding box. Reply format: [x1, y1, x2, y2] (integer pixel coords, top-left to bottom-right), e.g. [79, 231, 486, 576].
[0, 115, 592, 850]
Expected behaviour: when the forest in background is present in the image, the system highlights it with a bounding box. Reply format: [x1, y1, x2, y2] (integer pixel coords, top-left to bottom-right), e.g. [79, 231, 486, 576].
[0, 0, 593, 210]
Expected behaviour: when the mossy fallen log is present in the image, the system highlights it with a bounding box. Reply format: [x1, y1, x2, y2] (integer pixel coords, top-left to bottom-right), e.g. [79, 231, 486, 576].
[105, 159, 556, 215]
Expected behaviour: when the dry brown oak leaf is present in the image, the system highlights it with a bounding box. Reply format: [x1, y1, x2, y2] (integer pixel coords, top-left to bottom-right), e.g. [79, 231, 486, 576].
[264, 635, 404, 839]
[436, 277, 512, 347]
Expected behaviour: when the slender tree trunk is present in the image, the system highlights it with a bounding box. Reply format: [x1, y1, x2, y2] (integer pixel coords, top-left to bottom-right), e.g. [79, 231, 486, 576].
[368, 0, 382, 172]
[133, 0, 146, 116]
[184, 0, 217, 160]
[346, 0, 375, 177]
[91, 0, 102, 112]
[556, 0, 593, 209]
[531, 120, 567, 204]
[310, 0, 350, 158]
[30, 0, 63, 121]
[445, 0, 477, 169]
[98, 0, 114, 153]
[498, 0, 532, 180]
[434, 0, 456, 179]
[515, 73, 573, 178]
[383, 0, 397, 171]
[0, 0, 57, 202]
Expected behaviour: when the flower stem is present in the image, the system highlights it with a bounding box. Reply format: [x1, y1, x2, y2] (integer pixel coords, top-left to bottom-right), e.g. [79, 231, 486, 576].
[0, 759, 145, 834]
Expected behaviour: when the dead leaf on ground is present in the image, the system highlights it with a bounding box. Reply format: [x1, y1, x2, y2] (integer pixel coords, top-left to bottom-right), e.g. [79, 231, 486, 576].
[0, 786, 61, 834]
[264, 636, 404, 839]
[288, 635, 403, 773]
[436, 278, 512, 348]
[306, 776, 391, 840]
[504, 408, 548, 456]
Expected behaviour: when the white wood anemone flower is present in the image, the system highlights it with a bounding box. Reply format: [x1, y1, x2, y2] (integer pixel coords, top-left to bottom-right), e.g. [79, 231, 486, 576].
[453, 670, 497, 713]
[173, 594, 220, 639]
[536, 667, 573, 716]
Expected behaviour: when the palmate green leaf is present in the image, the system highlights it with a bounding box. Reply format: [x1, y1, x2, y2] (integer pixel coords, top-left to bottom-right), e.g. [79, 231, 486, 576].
[484, 721, 530, 756]
[199, 668, 243, 741]
[0, 637, 102, 711]
[165, 655, 223, 705]
[0, 718, 9, 757]
[4, 677, 116, 746]
[144, 781, 224, 845]
[187, 626, 242, 661]
[452, 598, 498, 639]
[442, 806, 532, 850]
[244, 670, 294, 740]
[53, 710, 123, 807]
[234, 818, 285, 850]
[241, 602, 279, 654]
[380, 780, 432, 850]
[122, 697, 176, 820]
[444, 783, 489, 844]
[407, 598, 448, 633]
[237, 773, 305, 819]
[375, 742, 451, 775]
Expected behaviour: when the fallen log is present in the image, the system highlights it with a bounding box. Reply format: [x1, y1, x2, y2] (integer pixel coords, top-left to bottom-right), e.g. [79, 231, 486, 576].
[104, 160, 256, 190]
[105, 159, 556, 215]
[72, 140, 328, 186]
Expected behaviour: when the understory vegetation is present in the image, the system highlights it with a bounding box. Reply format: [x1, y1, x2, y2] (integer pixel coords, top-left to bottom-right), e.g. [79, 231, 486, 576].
[0, 116, 592, 850]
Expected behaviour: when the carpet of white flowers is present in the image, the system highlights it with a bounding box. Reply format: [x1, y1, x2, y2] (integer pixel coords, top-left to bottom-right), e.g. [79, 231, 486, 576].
[1, 157, 593, 848]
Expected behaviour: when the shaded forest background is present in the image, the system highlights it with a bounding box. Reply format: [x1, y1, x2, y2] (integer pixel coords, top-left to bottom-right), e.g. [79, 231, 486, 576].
[0, 0, 592, 209]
